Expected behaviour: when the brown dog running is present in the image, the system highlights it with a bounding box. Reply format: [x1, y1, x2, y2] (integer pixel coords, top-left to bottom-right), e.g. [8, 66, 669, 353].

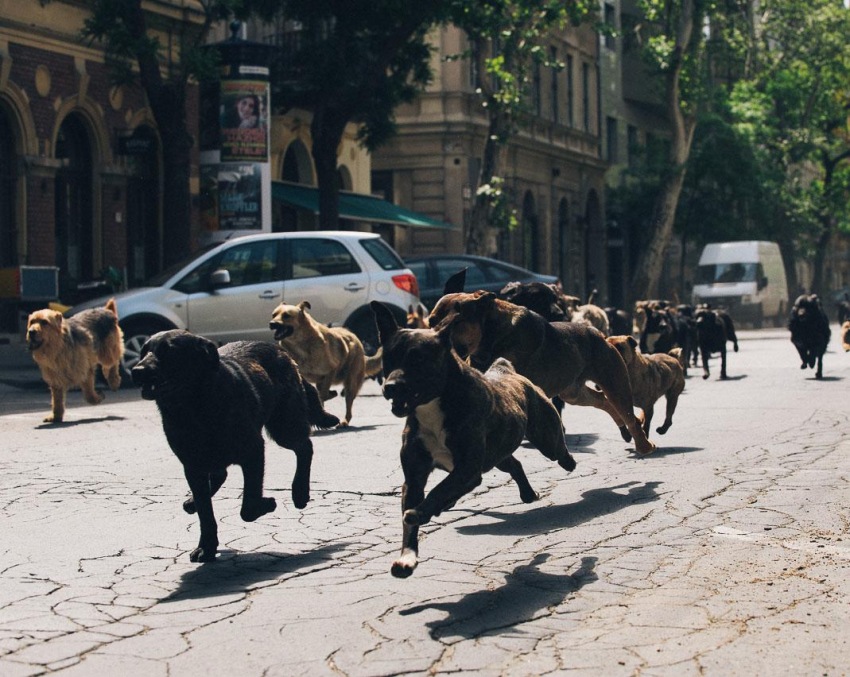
[371, 301, 576, 578]
[607, 335, 685, 438]
[269, 300, 382, 426]
[430, 291, 656, 455]
[26, 299, 124, 423]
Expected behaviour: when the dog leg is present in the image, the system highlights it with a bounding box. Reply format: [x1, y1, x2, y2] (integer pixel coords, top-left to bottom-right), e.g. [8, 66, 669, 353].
[184, 469, 228, 514]
[183, 466, 219, 562]
[46, 386, 66, 423]
[406, 469, 483, 526]
[80, 371, 104, 405]
[238, 439, 277, 522]
[816, 354, 824, 379]
[104, 362, 122, 391]
[289, 439, 314, 509]
[642, 404, 654, 436]
[719, 347, 728, 380]
[701, 348, 711, 380]
[496, 457, 538, 503]
[392, 457, 430, 579]
[656, 387, 682, 435]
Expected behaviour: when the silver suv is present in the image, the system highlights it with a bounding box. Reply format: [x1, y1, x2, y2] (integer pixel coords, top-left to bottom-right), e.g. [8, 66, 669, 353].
[68, 231, 420, 369]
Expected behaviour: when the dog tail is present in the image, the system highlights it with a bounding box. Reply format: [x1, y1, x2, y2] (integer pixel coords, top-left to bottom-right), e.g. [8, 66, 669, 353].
[302, 379, 340, 429]
[669, 346, 685, 368]
[364, 347, 383, 378]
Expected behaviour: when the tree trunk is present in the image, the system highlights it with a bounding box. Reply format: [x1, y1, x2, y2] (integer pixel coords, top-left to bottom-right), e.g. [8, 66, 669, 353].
[311, 108, 349, 231]
[628, 0, 697, 307]
[466, 113, 507, 256]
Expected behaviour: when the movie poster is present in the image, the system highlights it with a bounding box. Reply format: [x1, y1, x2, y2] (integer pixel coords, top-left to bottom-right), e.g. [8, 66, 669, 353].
[219, 80, 269, 162]
[216, 163, 263, 230]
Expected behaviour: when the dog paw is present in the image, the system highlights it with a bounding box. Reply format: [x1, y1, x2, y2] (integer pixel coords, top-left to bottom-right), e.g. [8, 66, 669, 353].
[391, 552, 418, 578]
[43, 415, 62, 424]
[619, 425, 632, 443]
[702, 373, 709, 380]
[656, 423, 671, 435]
[559, 454, 577, 473]
[292, 484, 310, 509]
[183, 498, 197, 514]
[241, 497, 277, 522]
[403, 509, 423, 526]
[189, 546, 217, 563]
[520, 489, 540, 503]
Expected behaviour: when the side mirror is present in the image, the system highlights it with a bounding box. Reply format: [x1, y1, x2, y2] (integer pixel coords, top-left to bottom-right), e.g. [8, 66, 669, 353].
[758, 276, 768, 290]
[209, 268, 231, 288]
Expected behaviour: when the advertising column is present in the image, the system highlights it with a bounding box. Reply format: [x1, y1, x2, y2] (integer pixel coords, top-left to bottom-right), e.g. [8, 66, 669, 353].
[199, 25, 272, 241]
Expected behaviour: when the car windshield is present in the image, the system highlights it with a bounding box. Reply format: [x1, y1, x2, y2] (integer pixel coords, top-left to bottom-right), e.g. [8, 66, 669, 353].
[696, 262, 758, 285]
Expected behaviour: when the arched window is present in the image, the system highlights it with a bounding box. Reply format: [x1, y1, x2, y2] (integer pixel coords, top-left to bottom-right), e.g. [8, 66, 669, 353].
[0, 108, 17, 267]
[55, 114, 94, 297]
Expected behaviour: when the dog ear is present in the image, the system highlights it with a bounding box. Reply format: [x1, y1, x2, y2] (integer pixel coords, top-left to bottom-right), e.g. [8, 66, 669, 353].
[298, 300, 311, 312]
[48, 311, 64, 330]
[443, 268, 467, 295]
[627, 335, 638, 348]
[370, 301, 397, 345]
[199, 336, 220, 367]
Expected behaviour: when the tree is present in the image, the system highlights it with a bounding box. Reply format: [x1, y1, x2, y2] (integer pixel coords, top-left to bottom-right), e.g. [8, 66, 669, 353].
[732, 0, 850, 295]
[626, 0, 712, 306]
[83, 0, 236, 266]
[245, 0, 448, 230]
[448, 1, 594, 256]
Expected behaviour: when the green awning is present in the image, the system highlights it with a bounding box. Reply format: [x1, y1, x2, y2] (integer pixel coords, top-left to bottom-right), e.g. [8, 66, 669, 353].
[271, 180, 453, 229]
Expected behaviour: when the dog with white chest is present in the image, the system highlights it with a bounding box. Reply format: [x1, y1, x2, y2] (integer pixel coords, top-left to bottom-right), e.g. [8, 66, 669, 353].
[370, 301, 576, 579]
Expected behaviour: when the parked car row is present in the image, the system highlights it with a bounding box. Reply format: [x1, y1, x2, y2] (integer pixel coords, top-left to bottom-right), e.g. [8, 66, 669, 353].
[67, 233, 557, 373]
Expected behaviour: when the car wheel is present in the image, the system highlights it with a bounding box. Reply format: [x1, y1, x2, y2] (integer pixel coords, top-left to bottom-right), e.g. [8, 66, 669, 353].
[119, 319, 174, 384]
[753, 303, 764, 329]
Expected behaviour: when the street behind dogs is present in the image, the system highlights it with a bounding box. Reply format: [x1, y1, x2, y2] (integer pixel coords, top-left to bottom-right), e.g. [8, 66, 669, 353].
[371, 301, 576, 579]
[25, 298, 124, 423]
[269, 300, 382, 426]
[131, 330, 339, 563]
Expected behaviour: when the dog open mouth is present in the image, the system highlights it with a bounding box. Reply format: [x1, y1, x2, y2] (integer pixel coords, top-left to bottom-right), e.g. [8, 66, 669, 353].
[26, 336, 43, 351]
[269, 323, 294, 342]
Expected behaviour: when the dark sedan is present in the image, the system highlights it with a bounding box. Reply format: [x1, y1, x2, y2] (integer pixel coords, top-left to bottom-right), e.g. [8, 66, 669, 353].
[404, 254, 559, 311]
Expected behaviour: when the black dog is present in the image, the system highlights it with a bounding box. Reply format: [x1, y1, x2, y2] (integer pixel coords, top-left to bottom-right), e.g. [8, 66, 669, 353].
[694, 305, 739, 379]
[131, 330, 339, 562]
[498, 281, 570, 322]
[371, 301, 576, 579]
[639, 304, 692, 375]
[788, 294, 831, 379]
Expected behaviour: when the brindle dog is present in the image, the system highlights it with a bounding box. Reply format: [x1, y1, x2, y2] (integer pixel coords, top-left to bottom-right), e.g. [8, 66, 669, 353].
[371, 301, 576, 578]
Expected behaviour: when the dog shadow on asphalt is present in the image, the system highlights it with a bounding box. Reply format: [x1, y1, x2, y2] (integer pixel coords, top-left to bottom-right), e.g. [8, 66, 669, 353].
[399, 553, 598, 640]
[36, 414, 126, 428]
[162, 543, 351, 601]
[454, 480, 663, 538]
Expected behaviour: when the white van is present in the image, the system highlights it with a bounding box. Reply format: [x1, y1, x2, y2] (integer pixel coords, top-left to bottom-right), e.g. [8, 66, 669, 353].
[692, 241, 789, 328]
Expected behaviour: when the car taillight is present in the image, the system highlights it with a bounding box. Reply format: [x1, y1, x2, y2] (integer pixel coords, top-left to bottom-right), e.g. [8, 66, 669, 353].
[392, 273, 419, 297]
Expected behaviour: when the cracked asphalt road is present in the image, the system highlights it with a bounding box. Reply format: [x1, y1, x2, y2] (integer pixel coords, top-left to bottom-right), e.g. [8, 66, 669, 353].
[0, 327, 848, 676]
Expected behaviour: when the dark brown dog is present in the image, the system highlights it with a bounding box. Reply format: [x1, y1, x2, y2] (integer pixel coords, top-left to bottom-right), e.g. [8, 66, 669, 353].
[26, 299, 124, 423]
[607, 335, 685, 437]
[371, 301, 576, 578]
[131, 330, 339, 563]
[430, 291, 656, 455]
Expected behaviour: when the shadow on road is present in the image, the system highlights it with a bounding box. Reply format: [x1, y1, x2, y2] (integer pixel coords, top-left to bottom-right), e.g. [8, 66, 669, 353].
[456, 481, 662, 537]
[399, 553, 598, 640]
[36, 414, 127, 428]
[162, 542, 351, 601]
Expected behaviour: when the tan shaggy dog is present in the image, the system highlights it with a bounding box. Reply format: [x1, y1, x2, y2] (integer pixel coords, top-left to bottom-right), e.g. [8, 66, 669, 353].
[269, 301, 382, 427]
[26, 298, 124, 423]
[607, 335, 685, 438]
